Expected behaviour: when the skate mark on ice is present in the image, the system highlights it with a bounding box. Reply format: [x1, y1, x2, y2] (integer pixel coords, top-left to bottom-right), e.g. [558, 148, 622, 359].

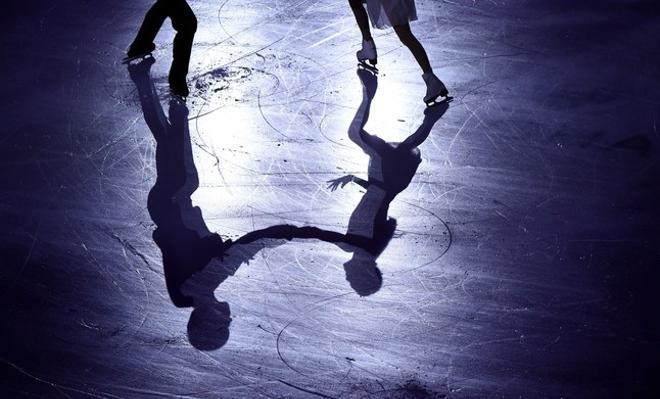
[392, 200, 452, 274]
[276, 291, 356, 376]
[0, 357, 122, 399]
[257, 92, 297, 141]
[277, 379, 337, 399]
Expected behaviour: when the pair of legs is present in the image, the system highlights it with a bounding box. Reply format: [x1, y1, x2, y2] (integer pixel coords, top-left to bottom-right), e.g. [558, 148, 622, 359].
[348, 0, 432, 74]
[128, 0, 197, 96]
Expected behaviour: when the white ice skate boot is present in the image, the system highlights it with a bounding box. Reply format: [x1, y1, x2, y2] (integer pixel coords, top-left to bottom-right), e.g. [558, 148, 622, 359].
[356, 39, 378, 70]
[422, 72, 450, 106]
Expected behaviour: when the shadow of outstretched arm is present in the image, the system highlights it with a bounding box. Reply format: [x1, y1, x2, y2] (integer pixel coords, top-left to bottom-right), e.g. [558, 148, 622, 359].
[233, 223, 388, 257]
[230, 224, 384, 297]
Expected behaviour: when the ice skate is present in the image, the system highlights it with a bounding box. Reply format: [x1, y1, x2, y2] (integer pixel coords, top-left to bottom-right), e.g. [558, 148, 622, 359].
[422, 72, 450, 107]
[356, 39, 378, 72]
[169, 77, 190, 101]
[122, 43, 156, 64]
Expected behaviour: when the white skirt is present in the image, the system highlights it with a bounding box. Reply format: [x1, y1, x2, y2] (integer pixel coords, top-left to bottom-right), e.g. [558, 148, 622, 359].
[365, 0, 418, 29]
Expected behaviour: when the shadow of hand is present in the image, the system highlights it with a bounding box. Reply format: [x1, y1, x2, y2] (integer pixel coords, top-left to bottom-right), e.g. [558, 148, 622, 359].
[327, 175, 354, 191]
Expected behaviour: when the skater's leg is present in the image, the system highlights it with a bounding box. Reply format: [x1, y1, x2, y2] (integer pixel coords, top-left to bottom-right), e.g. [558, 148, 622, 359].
[351, 0, 378, 66]
[348, 0, 372, 41]
[128, 0, 169, 55]
[392, 23, 432, 74]
[167, 0, 197, 96]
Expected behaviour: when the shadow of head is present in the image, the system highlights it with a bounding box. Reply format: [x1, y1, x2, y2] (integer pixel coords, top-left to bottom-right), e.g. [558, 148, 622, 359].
[187, 300, 232, 351]
[344, 249, 383, 296]
[182, 239, 290, 350]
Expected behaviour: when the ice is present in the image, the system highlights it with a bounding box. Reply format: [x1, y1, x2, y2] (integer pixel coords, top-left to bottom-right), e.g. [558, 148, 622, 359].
[1, 0, 659, 397]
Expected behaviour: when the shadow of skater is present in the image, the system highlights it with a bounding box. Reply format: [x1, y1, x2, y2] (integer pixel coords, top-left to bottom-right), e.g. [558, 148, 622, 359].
[229, 68, 450, 296]
[125, 0, 197, 98]
[181, 67, 448, 351]
[329, 67, 450, 249]
[128, 57, 228, 308]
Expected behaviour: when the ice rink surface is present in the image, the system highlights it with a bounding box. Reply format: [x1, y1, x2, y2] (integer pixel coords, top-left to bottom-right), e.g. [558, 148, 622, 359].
[1, 0, 659, 397]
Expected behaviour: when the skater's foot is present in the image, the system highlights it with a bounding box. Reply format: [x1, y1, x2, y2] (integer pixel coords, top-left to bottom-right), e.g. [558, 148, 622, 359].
[422, 72, 450, 106]
[169, 77, 190, 100]
[123, 43, 156, 64]
[357, 39, 377, 68]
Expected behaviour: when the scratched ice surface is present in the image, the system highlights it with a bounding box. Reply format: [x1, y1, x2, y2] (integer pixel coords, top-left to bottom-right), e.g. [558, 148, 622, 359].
[1, 0, 659, 398]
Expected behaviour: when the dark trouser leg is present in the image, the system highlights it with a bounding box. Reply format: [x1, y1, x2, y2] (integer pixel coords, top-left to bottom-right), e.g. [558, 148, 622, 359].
[348, 0, 373, 41]
[392, 23, 432, 74]
[128, 0, 169, 55]
[168, 0, 197, 95]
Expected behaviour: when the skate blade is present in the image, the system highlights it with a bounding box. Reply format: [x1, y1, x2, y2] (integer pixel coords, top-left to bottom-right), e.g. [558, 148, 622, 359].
[357, 61, 379, 74]
[122, 53, 153, 65]
[425, 95, 453, 107]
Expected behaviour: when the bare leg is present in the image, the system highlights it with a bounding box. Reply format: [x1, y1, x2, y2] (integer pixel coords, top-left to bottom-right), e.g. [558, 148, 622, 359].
[392, 23, 432, 74]
[348, 0, 373, 41]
